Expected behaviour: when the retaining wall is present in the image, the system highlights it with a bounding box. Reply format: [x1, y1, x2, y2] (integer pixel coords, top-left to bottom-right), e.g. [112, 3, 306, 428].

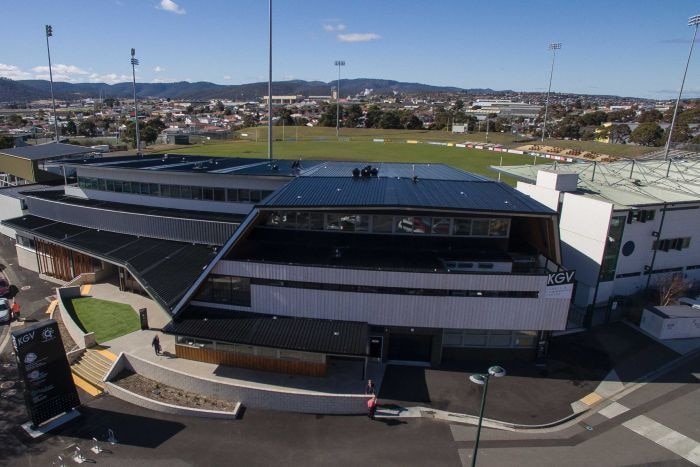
[56, 286, 96, 349]
[105, 353, 367, 415]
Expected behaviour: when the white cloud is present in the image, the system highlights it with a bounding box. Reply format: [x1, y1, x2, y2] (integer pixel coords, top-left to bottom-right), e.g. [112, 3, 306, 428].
[0, 63, 32, 80]
[154, 66, 165, 73]
[337, 33, 382, 43]
[32, 64, 89, 76]
[88, 72, 131, 84]
[223, 75, 232, 81]
[323, 23, 346, 32]
[157, 0, 186, 15]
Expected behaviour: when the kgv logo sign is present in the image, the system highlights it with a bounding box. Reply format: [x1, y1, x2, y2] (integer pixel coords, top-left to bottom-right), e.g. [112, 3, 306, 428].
[547, 271, 576, 286]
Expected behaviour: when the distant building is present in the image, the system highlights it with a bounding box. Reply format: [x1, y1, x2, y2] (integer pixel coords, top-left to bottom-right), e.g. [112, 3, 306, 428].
[261, 95, 302, 105]
[467, 99, 542, 119]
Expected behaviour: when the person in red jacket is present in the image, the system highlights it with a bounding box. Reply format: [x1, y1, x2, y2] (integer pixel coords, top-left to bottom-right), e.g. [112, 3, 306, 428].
[10, 301, 20, 321]
[367, 395, 377, 419]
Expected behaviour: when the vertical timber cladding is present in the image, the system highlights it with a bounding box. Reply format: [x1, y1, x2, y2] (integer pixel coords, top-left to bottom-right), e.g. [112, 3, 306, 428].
[174, 344, 327, 377]
[11, 320, 80, 427]
[34, 239, 96, 281]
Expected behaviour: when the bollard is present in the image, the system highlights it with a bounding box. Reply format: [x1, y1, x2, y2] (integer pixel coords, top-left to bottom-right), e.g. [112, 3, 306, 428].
[91, 437, 102, 454]
[107, 428, 118, 445]
[72, 446, 85, 464]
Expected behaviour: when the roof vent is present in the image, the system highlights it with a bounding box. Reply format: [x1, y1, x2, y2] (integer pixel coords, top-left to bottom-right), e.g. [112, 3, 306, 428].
[352, 167, 360, 178]
[633, 179, 643, 186]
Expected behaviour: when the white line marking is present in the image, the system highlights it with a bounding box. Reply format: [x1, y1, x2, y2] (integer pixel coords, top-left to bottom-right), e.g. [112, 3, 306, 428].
[623, 415, 700, 465]
[598, 402, 629, 419]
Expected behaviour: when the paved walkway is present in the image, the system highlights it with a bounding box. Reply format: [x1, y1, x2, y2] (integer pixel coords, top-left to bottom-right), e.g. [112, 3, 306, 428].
[103, 329, 383, 396]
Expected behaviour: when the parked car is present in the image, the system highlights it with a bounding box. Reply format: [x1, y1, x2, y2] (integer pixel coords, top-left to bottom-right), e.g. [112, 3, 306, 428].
[0, 298, 10, 324]
[0, 279, 9, 297]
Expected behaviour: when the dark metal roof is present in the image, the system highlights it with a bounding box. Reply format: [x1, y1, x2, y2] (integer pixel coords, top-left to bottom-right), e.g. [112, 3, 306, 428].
[1, 215, 216, 311]
[262, 176, 555, 214]
[0, 143, 97, 161]
[231, 159, 324, 176]
[163, 307, 368, 356]
[24, 190, 245, 223]
[303, 161, 484, 181]
[0, 184, 57, 200]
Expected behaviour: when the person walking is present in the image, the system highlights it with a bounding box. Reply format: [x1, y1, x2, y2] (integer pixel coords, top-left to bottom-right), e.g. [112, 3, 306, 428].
[367, 395, 377, 420]
[151, 334, 161, 356]
[365, 379, 375, 395]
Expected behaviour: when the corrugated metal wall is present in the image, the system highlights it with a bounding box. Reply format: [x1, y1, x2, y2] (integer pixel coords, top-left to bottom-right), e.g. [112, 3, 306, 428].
[215, 260, 570, 330]
[27, 197, 237, 245]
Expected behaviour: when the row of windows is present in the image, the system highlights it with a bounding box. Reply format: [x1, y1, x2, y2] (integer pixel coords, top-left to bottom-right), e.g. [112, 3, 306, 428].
[253, 278, 539, 298]
[266, 211, 511, 237]
[16, 234, 35, 249]
[653, 237, 691, 252]
[193, 275, 251, 306]
[77, 176, 274, 204]
[627, 209, 656, 224]
[443, 329, 538, 348]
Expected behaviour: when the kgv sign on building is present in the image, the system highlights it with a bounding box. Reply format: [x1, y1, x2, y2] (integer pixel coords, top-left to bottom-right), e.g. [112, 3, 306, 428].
[11, 320, 80, 428]
[544, 270, 576, 299]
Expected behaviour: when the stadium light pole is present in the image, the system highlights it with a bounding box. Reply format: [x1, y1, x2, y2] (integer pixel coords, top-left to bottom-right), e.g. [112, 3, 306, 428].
[541, 42, 561, 143]
[130, 48, 141, 154]
[335, 60, 345, 139]
[267, 0, 273, 160]
[664, 15, 700, 161]
[469, 366, 506, 467]
[45, 25, 60, 143]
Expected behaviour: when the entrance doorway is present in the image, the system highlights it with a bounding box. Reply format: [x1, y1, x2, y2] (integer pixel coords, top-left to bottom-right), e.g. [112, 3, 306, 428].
[387, 334, 432, 363]
[369, 336, 383, 359]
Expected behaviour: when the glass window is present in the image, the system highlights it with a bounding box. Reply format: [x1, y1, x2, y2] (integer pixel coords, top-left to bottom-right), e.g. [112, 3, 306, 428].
[238, 189, 251, 202]
[488, 332, 512, 347]
[372, 215, 393, 233]
[326, 213, 342, 230]
[113, 180, 123, 193]
[453, 218, 471, 235]
[432, 217, 451, 235]
[226, 188, 238, 202]
[489, 219, 509, 237]
[295, 212, 310, 229]
[202, 187, 214, 201]
[396, 216, 414, 233]
[98, 178, 107, 191]
[139, 182, 150, 195]
[234, 343, 254, 354]
[211, 275, 231, 302]
[413, 217, 431, 234]
[160, 184, 171, 197]
[122, 181, 133, 194]
[193, 277, 213, 301]
[180, 185, 192, 199]
[190, 186, 202, 200]
[471, 219, 490, 236]
[249, 190, 262, 203]
[150, 183, 160, 196]
[231, 277, 251, 306]
[105, 179, 115, 191]
[462, 333, 487, 346]
[309, 212, 324, 230]
[213, 188, 225, 201]
[443, 330, 463, 346]
[170, 185, 181, 198]
[256, 347, 277, 358]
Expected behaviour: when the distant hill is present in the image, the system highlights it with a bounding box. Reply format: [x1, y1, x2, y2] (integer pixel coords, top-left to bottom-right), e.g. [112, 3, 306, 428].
[0, 77, 504, 102]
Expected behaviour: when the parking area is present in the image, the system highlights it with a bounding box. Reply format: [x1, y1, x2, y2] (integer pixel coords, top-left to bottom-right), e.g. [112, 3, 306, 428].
[378, 322, 681, 425]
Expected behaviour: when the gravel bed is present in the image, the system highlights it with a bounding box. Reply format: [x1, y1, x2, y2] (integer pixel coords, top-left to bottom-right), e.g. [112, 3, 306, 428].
[52, 305, 79, 353]
[112, 370, 238, 412]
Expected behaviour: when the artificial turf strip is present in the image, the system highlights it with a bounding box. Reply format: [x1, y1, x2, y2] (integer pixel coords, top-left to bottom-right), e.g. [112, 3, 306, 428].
[70, 297, 141, 343]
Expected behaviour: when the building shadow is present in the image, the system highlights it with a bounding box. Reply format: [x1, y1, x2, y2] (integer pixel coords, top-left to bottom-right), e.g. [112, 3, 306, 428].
[51, 406, 186, 448]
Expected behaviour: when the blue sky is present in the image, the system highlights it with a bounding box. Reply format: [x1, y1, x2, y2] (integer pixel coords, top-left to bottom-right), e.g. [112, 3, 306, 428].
[1, 0, 699, 99]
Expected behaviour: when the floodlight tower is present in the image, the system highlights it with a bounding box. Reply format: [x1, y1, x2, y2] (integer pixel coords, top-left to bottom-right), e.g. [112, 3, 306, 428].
[130, 48, 141, 154]
[267, 0, 273, 160]
[664, 15, 700, 160]
[541, 42, 562, 142]
[45, 25, 59, 142]
[335, 60, 345, 138]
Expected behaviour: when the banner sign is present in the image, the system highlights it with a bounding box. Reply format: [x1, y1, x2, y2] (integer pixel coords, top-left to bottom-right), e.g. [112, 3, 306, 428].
[544, 270, 576, 299]
[11, 320, 80, 427]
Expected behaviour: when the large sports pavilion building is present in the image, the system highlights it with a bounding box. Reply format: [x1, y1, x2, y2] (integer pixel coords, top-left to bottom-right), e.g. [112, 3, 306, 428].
[0, 149, 573, 376]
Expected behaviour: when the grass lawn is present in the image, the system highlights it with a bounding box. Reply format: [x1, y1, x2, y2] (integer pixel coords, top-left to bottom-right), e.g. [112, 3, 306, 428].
[69, 297, 141, 343]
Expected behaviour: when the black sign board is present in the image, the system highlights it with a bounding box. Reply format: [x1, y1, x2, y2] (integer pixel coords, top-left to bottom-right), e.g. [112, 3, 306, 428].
[11, 320, 80, 427]
[139, 308, 149, 330]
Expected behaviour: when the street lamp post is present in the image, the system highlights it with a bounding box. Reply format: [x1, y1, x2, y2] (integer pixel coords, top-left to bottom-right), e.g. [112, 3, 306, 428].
[45, 25, 59, 142]
[664, 15, 700, 161]
[541, 42, 561, 143]
[130, 48, 141, 154]
[334, 60, 345, 138]
[469, 365, 506, 467]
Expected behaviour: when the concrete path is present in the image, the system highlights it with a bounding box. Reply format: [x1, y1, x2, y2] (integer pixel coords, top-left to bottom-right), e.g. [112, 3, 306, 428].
[87, 283, 171, 329]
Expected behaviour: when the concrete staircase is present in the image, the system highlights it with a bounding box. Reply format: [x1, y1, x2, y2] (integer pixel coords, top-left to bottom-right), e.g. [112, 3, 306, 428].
[71, 349, 113, 393]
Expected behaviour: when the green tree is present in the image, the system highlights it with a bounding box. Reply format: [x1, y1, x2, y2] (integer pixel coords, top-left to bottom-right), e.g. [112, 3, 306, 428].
[215, 100, 225, 112]
[364, 105, 383, 128]
[0, 135, 14, 149]
[64, 120, 77, 136]
[637, 109, 663, 123]
[142, 125, 159, 145]
[146, 117, 166, 133]
[78, 120, 98, 137]
[345, 104, 363, 128]
[379, 111, 402, 129]
[664, 122, 692, 143]
[7, 114, 24, 127]
[318, 105, 338, 127]
[274, 108, 294, 126]
[242, 113, 257, 127]
[610, 124, 631, 144]
[630, 122, 664, 146]
[405, 114, 424, 130]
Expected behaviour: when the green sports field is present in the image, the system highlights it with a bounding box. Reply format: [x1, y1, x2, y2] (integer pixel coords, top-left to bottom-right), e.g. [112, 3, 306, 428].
[163, 129, 537, 185]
